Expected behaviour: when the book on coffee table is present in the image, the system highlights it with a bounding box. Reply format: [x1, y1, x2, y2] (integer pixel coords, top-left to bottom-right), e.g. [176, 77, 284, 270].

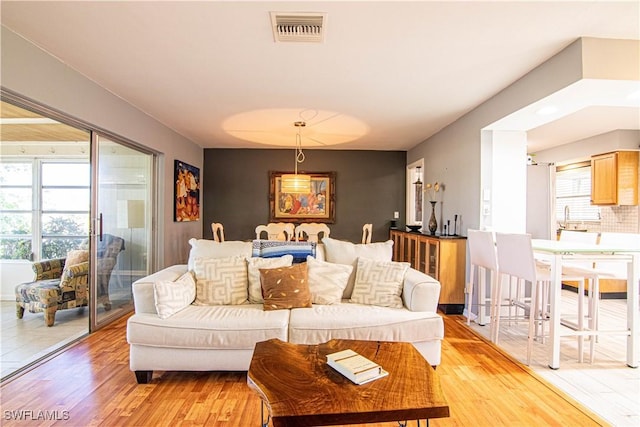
[326, 349, 389, 385]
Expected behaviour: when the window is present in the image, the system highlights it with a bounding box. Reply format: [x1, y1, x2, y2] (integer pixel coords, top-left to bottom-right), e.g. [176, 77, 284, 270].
[555, 163, 600, 223]
[0, 159, 90, 260]
[0, 162, 33, 259]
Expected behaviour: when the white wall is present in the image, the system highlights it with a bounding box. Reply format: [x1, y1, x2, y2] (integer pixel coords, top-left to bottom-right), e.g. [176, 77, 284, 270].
[408, 38, 585, 234]
[407, 38, 639, 318]
[487, 130, 528, 233]
[534, 129, 640, 164]
[1, 26, 203, 288]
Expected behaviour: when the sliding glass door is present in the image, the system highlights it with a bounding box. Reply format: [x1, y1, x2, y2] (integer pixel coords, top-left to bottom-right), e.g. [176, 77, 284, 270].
[91, 134, 153, 329]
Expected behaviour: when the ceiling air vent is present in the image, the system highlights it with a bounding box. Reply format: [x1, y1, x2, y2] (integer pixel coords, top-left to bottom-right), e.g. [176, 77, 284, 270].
[270, 12, 327, 43]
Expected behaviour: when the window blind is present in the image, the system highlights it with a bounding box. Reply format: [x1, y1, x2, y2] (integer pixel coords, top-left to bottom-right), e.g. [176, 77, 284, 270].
[555, 165, 600, 222]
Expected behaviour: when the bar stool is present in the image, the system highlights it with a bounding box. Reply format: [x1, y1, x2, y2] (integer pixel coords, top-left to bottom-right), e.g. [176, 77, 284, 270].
[465, 230, 498, 332]
[557, 230, 600, 362]
[493, 232, 551, 364]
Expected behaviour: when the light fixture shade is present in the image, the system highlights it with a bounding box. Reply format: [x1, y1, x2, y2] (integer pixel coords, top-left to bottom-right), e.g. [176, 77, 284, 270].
[117, 200, 145, 229]
[280, 174, 312, 193]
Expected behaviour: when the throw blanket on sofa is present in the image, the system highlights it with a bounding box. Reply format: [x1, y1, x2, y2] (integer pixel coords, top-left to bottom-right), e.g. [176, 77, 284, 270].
[252, 240, 316, 263]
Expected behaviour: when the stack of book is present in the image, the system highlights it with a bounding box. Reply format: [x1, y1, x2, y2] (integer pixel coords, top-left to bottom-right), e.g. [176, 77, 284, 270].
[326, 349, 389, 385]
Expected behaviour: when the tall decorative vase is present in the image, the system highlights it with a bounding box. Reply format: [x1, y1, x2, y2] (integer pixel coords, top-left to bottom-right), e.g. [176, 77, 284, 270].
[428, 201, 438, 235]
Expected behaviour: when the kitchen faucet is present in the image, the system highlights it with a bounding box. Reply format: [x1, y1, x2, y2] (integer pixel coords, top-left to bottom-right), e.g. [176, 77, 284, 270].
[564, 205, 570, 228]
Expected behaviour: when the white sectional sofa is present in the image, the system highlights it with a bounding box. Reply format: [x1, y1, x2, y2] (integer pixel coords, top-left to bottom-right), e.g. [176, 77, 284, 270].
[126, 237, 444, 383]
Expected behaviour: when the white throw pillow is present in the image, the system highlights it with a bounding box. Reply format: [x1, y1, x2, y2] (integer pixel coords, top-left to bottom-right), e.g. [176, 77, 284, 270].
[306, 256, 353, 304]
[193, 256, 248, 305]
[246, 255, 294, 303]
[350, 258, 409, 308]
[187, 238, 252, 270]
[153, 272, 196, 319]
[321, 237, 394, 298]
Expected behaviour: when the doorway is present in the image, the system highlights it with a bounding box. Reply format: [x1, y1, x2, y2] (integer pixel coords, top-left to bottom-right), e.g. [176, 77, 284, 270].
[0, 97, 156, 379]
[91, 135, 153, 329]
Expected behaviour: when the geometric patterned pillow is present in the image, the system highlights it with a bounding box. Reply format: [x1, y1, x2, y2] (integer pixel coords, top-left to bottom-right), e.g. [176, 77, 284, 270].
[349, 258, 409, 308]
[153, 272, 196, 319]
[246, 255, 294, 303]
[321, 237, 394, 299]
[259, 263, 312, 311]
[306, 255, 353, 304]
[193, 256, 248, 305]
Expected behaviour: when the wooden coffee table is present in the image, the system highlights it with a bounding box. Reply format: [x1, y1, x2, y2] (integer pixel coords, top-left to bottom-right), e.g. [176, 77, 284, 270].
[247, 338, 449, 426]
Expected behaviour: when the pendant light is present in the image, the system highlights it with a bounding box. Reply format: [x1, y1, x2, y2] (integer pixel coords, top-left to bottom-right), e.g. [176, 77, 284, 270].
[413, 166, 423, 186]
[280, 121, 311, 193]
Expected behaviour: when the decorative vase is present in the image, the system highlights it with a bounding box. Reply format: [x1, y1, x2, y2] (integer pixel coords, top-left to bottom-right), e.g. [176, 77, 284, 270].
[428, 201, 438, 235]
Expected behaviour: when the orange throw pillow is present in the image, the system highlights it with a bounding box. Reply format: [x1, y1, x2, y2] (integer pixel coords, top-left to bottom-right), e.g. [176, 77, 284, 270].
[260, 263, 312, 311]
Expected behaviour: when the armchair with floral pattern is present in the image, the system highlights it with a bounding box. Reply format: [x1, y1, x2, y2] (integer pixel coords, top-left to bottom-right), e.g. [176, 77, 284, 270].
[15, 254, 89, 326]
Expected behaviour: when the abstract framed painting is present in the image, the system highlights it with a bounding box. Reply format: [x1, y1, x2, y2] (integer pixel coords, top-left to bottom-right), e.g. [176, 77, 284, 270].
[174, 160, 200, 222]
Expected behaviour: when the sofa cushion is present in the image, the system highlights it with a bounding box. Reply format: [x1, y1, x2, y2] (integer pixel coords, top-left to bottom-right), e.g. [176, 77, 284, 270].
[153, 272, 196, 319]
[193, 256, 248, 305]
[187, 238, 252, 270]
[321, 237, 393, 298]
[289, 303, 443, 345]
[306, 255, 352, 304]
[260, 263, 312, 311]
[127, 304, 290, 350]
[247, 255, 293, 303]
[350, 258, 409, 308]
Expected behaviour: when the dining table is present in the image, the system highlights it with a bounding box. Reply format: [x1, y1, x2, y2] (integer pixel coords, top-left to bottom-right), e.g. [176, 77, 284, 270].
[531, 239, 639, 369]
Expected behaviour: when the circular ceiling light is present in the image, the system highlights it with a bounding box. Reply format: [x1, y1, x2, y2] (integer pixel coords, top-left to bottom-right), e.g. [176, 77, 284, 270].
[222, 108, 369, 147]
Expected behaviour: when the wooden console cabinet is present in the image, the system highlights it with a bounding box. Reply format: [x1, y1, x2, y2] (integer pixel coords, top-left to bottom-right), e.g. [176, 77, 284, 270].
[390, 229, 466, 314]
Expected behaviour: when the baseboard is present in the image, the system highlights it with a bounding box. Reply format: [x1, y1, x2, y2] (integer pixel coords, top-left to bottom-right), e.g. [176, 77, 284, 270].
[561, 284, 626, 300]
[438, 303, 464, 315]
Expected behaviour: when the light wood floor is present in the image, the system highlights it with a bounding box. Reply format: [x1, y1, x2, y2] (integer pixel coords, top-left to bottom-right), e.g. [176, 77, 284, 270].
[0, 314, 609, 427]
[467, 290, 640, 427]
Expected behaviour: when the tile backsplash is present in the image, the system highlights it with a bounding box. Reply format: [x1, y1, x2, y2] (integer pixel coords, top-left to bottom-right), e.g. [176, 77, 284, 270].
[599, 205, 640, 233]
[562, 205, 639, 234]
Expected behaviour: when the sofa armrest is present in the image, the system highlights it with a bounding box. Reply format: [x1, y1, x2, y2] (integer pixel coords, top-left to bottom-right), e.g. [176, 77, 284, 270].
[132, 265, 189, 314]
[402, 268, 441, 312]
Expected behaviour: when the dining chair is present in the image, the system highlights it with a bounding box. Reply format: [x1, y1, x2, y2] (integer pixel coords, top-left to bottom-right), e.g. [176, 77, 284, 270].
[494, 232, 551, 364]
[465, 230, 498, 332]
[295, 223, 330, 243]
[211, 222, 225, 242]
[255, 223, 295, 241]
[361, 223, 372, 244]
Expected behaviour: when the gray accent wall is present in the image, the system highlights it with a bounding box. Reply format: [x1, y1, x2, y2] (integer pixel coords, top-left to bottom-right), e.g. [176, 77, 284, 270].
[203, 149, 406, 243]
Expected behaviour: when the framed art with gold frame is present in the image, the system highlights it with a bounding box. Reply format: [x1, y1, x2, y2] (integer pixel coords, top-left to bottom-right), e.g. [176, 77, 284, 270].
[269, 171, 335, 223]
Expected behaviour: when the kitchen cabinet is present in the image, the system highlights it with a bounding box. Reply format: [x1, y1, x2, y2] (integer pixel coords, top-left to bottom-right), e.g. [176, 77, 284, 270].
[390, 229, 466, 314]
[591, 151, 639, 205]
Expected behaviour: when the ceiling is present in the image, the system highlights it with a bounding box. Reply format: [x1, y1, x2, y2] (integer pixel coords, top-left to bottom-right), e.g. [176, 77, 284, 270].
[1, 1, 639, 152]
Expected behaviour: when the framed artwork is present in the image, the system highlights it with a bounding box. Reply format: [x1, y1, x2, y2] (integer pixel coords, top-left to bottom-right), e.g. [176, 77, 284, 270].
[174, 160, 200, 222]
[269, 171, 336, 223]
